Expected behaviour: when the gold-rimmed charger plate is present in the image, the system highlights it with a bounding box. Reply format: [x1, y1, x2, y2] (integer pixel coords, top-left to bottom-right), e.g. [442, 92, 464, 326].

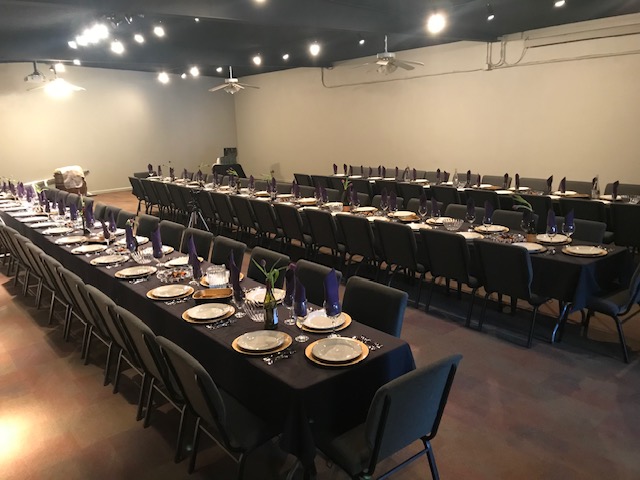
[297, 197, 318, 205]
[19, 216, 50, 223]
[182, 303, 235, 323]
[30, 221, 59, 229]
[562, 245, 608, 257]
[352, 206, 377, 214]
[297, 311, 352, 332]
[513, 242, 547, 254]
[115, 236, 149, 246]
[165, 256, 203, 267]
[140, 245, 174, 256]
[42, 226, 74, 236]
[536, 234, 572, 245]
[71, 244, 107, 255]
[115, 265, 158, 279]
[245, 287, 286, 304]
[232, 332, 293, 356]
[200, 272, 244, 287]
[90, 254, 129, 266]
[426, 216, 453, 226]
[474, 225, 509, 234]
[147, 284, 195, 300]
[55, 235, 88, 245]
[304, 338, 369, 367]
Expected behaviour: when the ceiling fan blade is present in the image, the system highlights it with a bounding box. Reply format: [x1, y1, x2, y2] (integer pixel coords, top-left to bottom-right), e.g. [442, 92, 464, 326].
[27, 84, 46, 91]
[238, 83, 259, 89]
[392, 60, 416, 71]
[376, 58, 390, 66]
[208, 84, 229, 92]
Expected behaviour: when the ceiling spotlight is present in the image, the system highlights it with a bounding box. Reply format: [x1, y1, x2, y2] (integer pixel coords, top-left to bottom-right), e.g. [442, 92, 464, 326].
[68, 40, 78, 49]
[282, 53, 290, 61]
[554, 0, 566, 7]
[134, 33, 144, 43]
[359, 38, 365, 45]
[75, 35, 88, 47]
[254, 0, 267, 3]
[216, 66, 223, 73]
[426, 12, 447, 34]
[181, 73, 187, 79]
[54, 62, 66, 73]
[486, 4, 495, 21]
[194, 17, 200, 22]
[110, 40, 125, 54]
[158, 72, 170, 84]
[252, 55, 262, 66]
[73, 59, 81, 66]
[189, 66, 200, 77]
[153, 25, 165, 37]
[309, 42, 321, 56]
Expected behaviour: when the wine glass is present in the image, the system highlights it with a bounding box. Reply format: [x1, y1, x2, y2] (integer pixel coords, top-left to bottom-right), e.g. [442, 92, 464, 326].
[294, 300, 309, 343]
[283, 290, 295, 326]
[153, 246, 165, 267]
[482, 212, 493, 229]
[418, 203, 428, 223]
[562, 222, 574, 240]
[232, 289, 247, 318]
[324, 300, 341, 338]
[546, 223, 558, 254]
[465, 211, 476, 231]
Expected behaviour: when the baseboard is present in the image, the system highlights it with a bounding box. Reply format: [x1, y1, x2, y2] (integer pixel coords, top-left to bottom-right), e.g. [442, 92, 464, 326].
[91, 187, 132, 195]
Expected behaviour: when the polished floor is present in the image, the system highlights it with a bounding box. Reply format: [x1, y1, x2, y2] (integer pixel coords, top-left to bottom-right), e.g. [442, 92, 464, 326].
[1, 191, 639, 479]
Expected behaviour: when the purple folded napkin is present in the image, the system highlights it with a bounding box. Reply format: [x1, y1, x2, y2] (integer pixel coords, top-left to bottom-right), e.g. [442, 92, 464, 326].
[377, 165, 382, 177]
[349, 165, 353, 176]
[343, 164, 347, 175]
[169, 167, 175, 181]
[181, 168, 187, 180]
[249, 175, 255, 190]
[284, 263, 296, 300]
[125, 223, 136, 252]
[69, 203, 78, 221]
[101, 222, 111, 241]
[444, 171, 450, 182]
[565, 209, 574, 228]
[147, 163, 153, 174]
[515, 173, 520, 190]
[559, 177, 566, 194]
[503, 173, 509, 189]
[389, 191, 397, 211]
[412, 168, 417, 181]
[228, 251, 244, 301]
[467, 198, 475, 218]
[591, 177, 598, 190]
[157, 165, 162, 177]
[151, 228, 163, 258]
[368, 167, 373, 177]
[395, 166, 399, 179]
[321, 186, 328, 203]
[381, 188, 388, 209]
[187, 236, 202, 279]
[271, 177, 277, 194]
[57, 196, 65, 216]
[466, 170, 471, 188]
[484, 200, 494, 222]
[294, 275, 307, 317]
[8, 182, 15, 195]
[323, 268, 341, 316]
[315, 184, 321, 200]
[420, 192, 428, 210]
[84, 201, 94, 226]
[17, 182, 25, 198]
[547, 208, 556, 230]
[38, 190, 45, 205]
[436, 169, 441, 184]
[382, 166, 386, 178]
[476, 174, 481, 188]
[1, 181, 6, 193]
[360, 165, 364, 176]
[109, 211, 117, 233]
[293, 181, 300, 198]
[612, 180, 619, 200]
[333, 164, 338, 175]
[431, 197, 440, 217]
[25, 186, 33, 203]
[546, 176, 553, 194]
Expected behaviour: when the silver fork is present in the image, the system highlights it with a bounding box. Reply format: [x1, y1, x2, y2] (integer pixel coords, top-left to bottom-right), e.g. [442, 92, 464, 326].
[263, 349, 296, 365]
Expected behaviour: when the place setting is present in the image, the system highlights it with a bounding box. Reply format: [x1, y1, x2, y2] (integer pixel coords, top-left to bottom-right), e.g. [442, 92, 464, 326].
[146, 284, 195, 303]
[71, 244, 108, 255]
[561, 245, 609, 258]
[41, 226, 76, 236]
[114, 265, 158, 281]
[54, 235, 88, 246]
[182, 303, 235, 324]
[296, 310, 352, 334]
[304, 336, 369, 367]
[90, 253, 130, 267]
[232, 330, 293, 356]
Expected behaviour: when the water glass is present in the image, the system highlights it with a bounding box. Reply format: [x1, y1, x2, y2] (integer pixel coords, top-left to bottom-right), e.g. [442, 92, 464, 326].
[206, 265, 229, 288]
[465, 212, 476, 231]
[324, 300, 341, 338]
[562, 222, 574, 239]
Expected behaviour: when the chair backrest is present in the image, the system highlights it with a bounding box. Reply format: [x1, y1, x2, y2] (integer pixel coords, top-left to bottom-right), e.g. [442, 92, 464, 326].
[165, 182, 189, 212]
[492, 210, 525, 230]
[129, 176, 146, 201]
[558, 198, 606, 223]
[159, 220, 186, 249]
[421, 229, 472, 285]
[136, 214, 160, 237]
[364, 354, 462, 472]
[274, 203, 307, 243]
[250, 199, 280, 235]
[518, 177, 550, 193]
[104, 205, 122, 225]
[374, 220, 421, 271]
[247, 247, 290, 288]
[58, 268, 109, 337]
[229, 195, 256, 231]
[304, 208, 341, 251]
[519, 194, 553, 233]
[610, 203, 640, 248]
[622, 262, 640, 314]
[93, 202, 107, 222]
[335, 213, 377, 259]
[555, 216, 606, 243]
[150, 181, 173, 211]
[211, 192, 235, 225]
[397, 183, 424, 205]
[85, 284, 132, 356]
[342, 276, 408, 337]
[375, 180, 398, 197]
[371, 195, 404, 210]
[140, 179, 160, 207]
[564, 180, 593, 195]
[210, 235, 247, 266]
[431, 186, 461, 209]
[481, 175, 511, 188]
[295, 259, 343, 306]
[604, 183, 640, 196]
[116, 210, 135, 228]
[294, 173, 313, 186]
[351, 178, 373, 198]
[180, 228, 215, 262]
[465, 189, 500, 211]
[310, 175, 330, 189]
[197, 191, 218, 224]
[299, 185, 316, 198]
[156, 336, 230, 444]
[444, 204, 485, 224]
[474, 239, 534, 300]
[40, 257, 74, 306]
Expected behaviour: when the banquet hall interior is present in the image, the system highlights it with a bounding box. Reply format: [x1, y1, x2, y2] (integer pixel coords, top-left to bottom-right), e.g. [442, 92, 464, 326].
[1, 1, 640, 479]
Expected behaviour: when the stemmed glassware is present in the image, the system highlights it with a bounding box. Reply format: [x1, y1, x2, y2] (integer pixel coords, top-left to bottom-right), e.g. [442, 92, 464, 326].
[283, 289, 295, 325]
[465, 211, 476, 231]
[379, 199, 389, 217]
[153, 246, 164, 267]
[294, 299, 309, 343]
[418, 203, 428, 223]
[232, 290, 246, 318]
[482, 212, 493, 229]
[561, 222, 574, 240]
[546, 223, 557, 242]
[324, 300, 341, 338]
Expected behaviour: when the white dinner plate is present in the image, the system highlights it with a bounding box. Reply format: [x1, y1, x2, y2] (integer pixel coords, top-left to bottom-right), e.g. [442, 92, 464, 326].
[30, 221, 60, 229]
[115, 236, 149, 246]
[185, 303, 232, 321]
[55, 235, 88, 245]
[474, 225, 509, 233]
[140, 245, 174, 256]
[496, 190, 512, 195]
[115, 265, 157, 278]
[90, 254, 129, 266]
[352, 206, 377, 214]
[368, 216, 390, 222]
[562, 245, 608, 257]
[245, 287, 286, 304]
[457, 231, 483, 240]
[389, 210, 415, 218]
[236, 331, 287, 352]
[71, 244, 107, 255]
[509, 186, 530, 191]
[297, 198, 317, 205]
[42, 227, 74, 236]
[513, 242, 547, 253]
[302, 310, 346, 330]
[311, 337, 363, 363]
[165, 256, 203, 267]
[426, 216, 453, 225]
[12, 211, 46, 218]
[553, 190, 578, 196]
[408, 223, 432, 230]
[19, 216, 50, 223]
[1, 206, 28, 212]
[536, 234, 570, 244]
[149, 284, 193, 299]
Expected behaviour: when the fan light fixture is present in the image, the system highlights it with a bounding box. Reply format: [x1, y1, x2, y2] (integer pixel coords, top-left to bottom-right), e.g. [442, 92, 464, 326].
[54, 63, 66, 73]
[426, 12, 447, 34]
[309, 42, 321, 56]
[487, 4, 495, 21]
[194, 17, 200, 22]
[44, 77, 85, 98]
[208, 66, 260, 95]
[158, 72, 169, 84]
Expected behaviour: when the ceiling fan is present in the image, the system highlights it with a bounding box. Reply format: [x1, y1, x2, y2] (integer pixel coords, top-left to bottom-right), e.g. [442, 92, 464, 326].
[25, 62, 85, 96]
[357, 35, 425, 74]
[208, 66, 259, 94]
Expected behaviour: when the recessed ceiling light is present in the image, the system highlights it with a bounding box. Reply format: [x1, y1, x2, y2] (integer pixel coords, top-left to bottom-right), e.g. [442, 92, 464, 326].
[309, 42, 321, 56]
[254, 0, 266, 3]
[153, 25, 165, 37]
[359, 38, 365, 45]
[216, 66, 223, 73]
[487, 4, 495, 21]
[110, 40, 125, 54]
[76, 35, 88, 47]
[282, 53, 290, 61]
[73, 59, 81, 66]
[181, 73, 187, 79]
[554, 0, 566, 7]
[54, 62, 65, 73]
[189, 66, 200, 77]
[426, 12, 447, 34]
[194, 17, 200, 23]
[134, 33, 144, 43]
[158, 72, 169, 84]
[252, 55, 262, 66]
[68, 40, 78, 49]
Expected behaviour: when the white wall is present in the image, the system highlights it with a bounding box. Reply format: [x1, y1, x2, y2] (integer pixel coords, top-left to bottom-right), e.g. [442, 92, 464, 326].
[0, 64, 237, 192]
[234, 14, 640, 189]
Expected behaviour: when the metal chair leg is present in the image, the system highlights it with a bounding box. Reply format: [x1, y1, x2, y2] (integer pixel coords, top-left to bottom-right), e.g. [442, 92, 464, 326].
[188, 417, 202, 473]
[613, 315, 630, 363]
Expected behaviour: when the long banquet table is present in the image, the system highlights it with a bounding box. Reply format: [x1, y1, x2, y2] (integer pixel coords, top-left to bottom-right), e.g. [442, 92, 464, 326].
[1, 208, 416, 472]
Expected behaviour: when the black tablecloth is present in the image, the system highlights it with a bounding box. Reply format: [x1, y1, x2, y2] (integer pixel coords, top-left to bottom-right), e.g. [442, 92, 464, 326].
[2, 210, 415, 468]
